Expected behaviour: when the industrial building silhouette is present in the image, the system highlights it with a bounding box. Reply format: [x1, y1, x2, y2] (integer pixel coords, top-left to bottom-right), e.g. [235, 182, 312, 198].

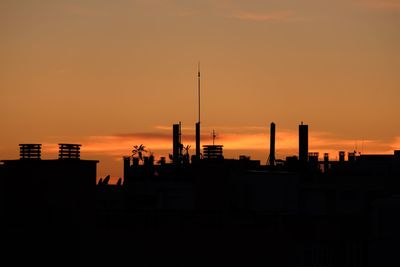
[1, 123, 400, 266]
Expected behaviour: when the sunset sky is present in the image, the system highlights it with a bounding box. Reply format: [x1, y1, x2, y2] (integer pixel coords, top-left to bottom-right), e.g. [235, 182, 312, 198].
[1, 0, 399, 181]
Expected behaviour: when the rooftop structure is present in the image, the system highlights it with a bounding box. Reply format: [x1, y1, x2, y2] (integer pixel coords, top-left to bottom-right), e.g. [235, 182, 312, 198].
[203, 145, 224, 160]
[299, 123, 308, 163]
[58, 143, 81, 160]
[268, 122, 276, 166]
[19, 144, 41, 160]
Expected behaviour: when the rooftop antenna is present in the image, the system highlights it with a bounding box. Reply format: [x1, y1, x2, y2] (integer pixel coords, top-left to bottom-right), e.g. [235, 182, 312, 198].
[195, 62, 201, 159]
[198, 61, 201, 123]
[212, 130, 217, 146]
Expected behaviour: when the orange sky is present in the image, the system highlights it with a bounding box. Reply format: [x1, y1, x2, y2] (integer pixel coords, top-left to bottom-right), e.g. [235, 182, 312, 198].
[1, 0, 399, 182]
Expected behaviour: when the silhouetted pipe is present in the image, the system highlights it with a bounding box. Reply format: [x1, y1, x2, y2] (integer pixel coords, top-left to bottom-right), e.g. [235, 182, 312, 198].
[269, 122, 275, 166]
[299, 122, 309, 163]
[173, 124, 181, 164]
[195, 122, 200, 160]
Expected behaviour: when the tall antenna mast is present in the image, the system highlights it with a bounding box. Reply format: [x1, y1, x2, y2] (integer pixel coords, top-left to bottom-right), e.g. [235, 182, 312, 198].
[198, 61, 201, 123]
[195, 62, 201, 160]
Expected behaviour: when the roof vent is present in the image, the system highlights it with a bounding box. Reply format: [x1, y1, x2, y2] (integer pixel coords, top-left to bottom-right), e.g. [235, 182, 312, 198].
[58, 144, 81, 160]
[203, 145, 224, 160]
[19, 144, 42, 160]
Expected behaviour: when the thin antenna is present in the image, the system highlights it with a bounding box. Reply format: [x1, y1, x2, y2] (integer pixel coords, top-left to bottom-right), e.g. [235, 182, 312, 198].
[212, 130, 216, 146]
[195, 62, 201, 160]
[198, 61, 201, 123]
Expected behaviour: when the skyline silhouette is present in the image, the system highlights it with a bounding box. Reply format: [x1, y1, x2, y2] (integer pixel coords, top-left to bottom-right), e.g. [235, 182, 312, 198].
[1, 1, 399, 182]
[1, 1, 399, 266]
[1, 121, 399, 266]
[2, 123, 398, 183]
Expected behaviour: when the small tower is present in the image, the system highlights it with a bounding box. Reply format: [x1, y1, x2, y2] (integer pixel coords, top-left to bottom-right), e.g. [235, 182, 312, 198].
[299, 122, 309, 163]
[173, 122, 182, 164]
[268, 122, 276, 166]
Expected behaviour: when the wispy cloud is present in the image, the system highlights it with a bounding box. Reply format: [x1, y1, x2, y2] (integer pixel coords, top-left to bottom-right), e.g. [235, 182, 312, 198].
[207, 0, 304, 23]
[63, 4, 109, 17]
[42, 129, 398, 159]
[131, 0, 302, 22]
[228, 10, 299, 22]
[390, 136, 400, 151]
[37, 130, 399, 183]
[357, 0, 400, 11]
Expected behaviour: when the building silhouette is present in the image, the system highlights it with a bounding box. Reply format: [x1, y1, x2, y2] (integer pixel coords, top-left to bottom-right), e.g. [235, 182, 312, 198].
[1, 123, 400, 266]
[1, 143, 98, 265]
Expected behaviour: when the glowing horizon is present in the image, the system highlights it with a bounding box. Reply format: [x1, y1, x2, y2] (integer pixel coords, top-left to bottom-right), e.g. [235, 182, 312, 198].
[1, 124, 395, 183]
[1, 1, 399, 182]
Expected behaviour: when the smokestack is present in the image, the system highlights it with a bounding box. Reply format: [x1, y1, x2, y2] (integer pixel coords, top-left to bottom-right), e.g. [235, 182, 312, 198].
[299, 122, 308, 163]
[269, 122, 276, 166]
[173, 123, 181, 164]
[195, 122, 200, 160]
[195, 62, 201, 160]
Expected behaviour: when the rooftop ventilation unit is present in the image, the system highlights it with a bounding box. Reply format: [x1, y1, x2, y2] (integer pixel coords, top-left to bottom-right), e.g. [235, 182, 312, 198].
[58, 144, 81, 160]
[203, 145, 224, 160]
[19, 144, 42, 160]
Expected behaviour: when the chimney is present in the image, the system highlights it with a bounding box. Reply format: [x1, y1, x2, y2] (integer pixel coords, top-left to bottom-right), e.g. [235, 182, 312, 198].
[58, 144, 81, 160]
[173, 123, 182, 164]
[269, 122, 276, 166]
[19, 144, 41, 160]
[196, 62, 201, 161]
[195, 122, 200, 160]
[299, 122, 308, 163]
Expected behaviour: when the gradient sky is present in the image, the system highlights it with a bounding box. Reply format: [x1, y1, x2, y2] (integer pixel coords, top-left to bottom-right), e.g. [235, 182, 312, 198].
[1, 0, 399, 181]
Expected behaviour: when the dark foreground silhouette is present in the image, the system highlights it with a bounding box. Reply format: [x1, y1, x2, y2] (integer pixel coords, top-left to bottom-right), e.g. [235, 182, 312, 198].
[1, 128, 400, 266]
